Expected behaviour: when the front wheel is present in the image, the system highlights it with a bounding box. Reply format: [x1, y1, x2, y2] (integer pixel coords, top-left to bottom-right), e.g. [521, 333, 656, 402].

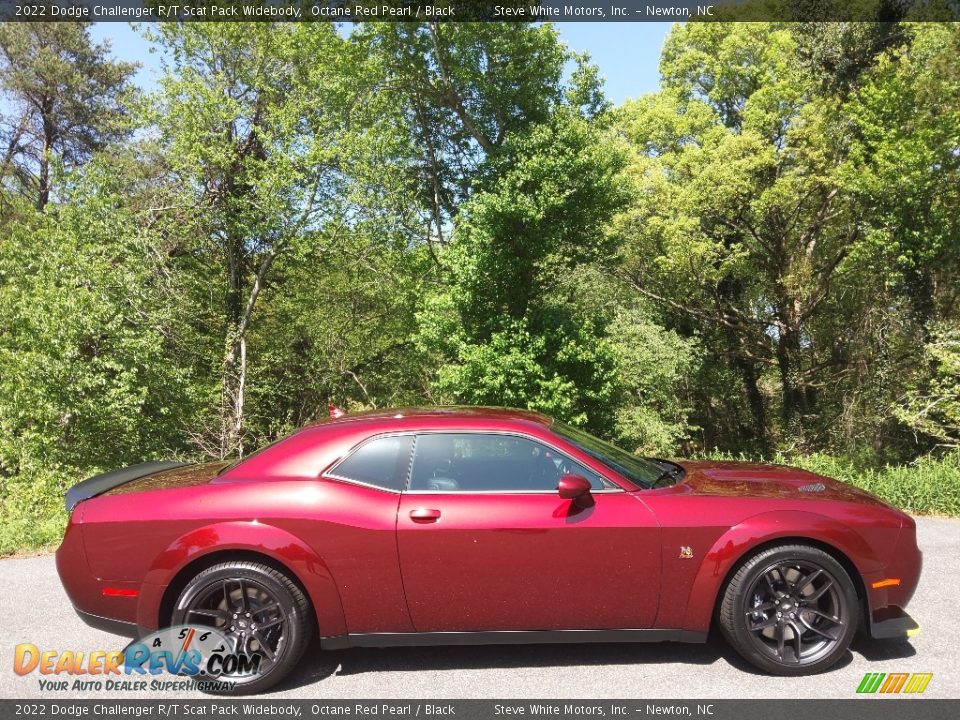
[172, 561, 313, 694]
[718, 544, 859, 675]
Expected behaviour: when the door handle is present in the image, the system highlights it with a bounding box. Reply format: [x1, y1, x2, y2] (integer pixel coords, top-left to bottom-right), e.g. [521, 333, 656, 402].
[409, 508, 441, 523]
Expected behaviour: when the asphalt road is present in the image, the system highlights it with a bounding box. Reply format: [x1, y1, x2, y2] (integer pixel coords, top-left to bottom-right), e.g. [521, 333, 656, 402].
[2, 517, 958, 700]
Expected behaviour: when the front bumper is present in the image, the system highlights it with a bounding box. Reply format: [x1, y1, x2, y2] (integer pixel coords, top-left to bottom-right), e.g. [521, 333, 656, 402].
[862, 514, 922, 641]
[869, 606, 920, 640]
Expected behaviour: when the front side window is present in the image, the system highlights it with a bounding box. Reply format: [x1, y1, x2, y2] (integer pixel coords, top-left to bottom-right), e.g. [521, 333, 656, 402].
[408, 433, 607, 492]
[327, 435, 413, 491]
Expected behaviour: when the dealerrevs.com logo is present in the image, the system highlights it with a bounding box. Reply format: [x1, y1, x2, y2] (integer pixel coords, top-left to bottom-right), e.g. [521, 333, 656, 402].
[856, 672, 933, 694]
[14, 625, 262, 693]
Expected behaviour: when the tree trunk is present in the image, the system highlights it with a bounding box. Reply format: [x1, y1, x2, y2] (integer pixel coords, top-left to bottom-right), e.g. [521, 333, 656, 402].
[37, 122, 52, 211]
[735, 353, 770, 453]
[776, 319, 809, 446]
[716, 278, 769, 451]
[907, 270, 936, 340]
[427, 23, 497, 155]
[220, 237, 245, 458]
[220, 246, 279, 458]
[222, 329, 246, 458]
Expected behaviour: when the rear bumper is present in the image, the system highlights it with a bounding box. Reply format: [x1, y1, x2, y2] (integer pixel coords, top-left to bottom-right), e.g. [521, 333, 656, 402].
[868, 607, 920, 640]
[56, 511, 143, 632]
[74, 608, 140, 638]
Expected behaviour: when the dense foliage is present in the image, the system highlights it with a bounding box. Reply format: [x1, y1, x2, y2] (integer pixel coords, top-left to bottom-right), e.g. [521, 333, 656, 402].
[1, 21, 958, 553]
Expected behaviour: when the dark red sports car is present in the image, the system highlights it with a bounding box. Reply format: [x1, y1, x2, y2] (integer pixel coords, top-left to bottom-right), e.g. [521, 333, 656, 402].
[57, 407, 921, 693]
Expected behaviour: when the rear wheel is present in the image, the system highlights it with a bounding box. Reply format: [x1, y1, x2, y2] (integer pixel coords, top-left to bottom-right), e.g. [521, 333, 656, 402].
[719, 544, 858, 675]
[172, 561, 313, 694]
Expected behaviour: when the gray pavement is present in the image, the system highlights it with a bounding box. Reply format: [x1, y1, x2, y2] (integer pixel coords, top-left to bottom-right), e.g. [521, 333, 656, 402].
[1, 517, 958, 699]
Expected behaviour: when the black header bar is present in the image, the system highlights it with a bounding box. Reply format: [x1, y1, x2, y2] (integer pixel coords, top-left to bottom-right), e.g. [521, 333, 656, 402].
[1, 0, 958, 22]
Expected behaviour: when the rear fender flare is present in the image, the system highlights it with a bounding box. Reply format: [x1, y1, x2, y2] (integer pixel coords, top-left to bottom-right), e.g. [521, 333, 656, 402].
[137, 521, 346, 636]
[680, 510, 879, 633]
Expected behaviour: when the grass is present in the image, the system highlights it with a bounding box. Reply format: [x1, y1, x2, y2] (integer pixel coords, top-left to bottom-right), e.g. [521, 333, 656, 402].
[2, 453, 959, 556]
[0, 467, 72, 557]
[778, 451, 960, 517]
[696, 450, 960, 517]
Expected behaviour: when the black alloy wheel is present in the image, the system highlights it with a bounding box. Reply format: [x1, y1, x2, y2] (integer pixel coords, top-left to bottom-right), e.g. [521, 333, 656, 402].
[719, 544, 859, 675]
[172, 561, 313, 694]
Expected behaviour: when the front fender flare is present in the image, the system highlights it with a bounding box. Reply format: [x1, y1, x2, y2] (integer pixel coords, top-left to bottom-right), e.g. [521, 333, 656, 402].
[680, 510, 881, 633]
[136, 521, 347, 636]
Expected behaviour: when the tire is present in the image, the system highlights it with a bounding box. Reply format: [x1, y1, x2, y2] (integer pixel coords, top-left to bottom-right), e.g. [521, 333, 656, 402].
[171, 561, 314, 694]
[718, 544, 859, 675]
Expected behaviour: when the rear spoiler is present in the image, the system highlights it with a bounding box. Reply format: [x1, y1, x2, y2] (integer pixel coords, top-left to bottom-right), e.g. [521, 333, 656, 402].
[65, 461, 188, 512]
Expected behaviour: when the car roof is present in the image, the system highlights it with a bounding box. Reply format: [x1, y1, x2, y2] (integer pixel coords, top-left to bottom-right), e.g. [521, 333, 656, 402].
[309, 405, 553, 429]
[218, 406, 559, 481]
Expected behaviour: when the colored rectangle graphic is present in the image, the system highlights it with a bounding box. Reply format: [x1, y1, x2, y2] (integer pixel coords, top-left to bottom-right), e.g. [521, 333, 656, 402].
[856, 672, 933, 694]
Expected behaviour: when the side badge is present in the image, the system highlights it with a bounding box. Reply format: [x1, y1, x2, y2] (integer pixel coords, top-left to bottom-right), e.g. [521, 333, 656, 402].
[679, 546, 693, 559]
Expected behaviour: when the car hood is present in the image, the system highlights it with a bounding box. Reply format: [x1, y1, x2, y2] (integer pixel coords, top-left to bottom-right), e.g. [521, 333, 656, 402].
[673, 460, 886, 506]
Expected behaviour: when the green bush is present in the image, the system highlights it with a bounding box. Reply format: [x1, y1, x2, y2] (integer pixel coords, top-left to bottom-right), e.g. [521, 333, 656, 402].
[783, 452, 960, 517]
[699, 450, 960, 517]
[0, 466, 74, 556]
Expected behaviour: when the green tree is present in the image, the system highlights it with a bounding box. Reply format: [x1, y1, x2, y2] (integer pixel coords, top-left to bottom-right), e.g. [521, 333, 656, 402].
[354, 22, 601, 251]
[419, 111, 632, 431]
[0, 22, 136, 210]
[244, 230, 435, 439]
[607, 305, 701, 454]
[344, 22, 627, 430]
[795, 21, 909, 97]
[896, 325, 960, 450]
[613, 23, 881, 450]
[842, 23, 960, 327]
[148, 23, 359, 456]
[0, 163, 205, 551]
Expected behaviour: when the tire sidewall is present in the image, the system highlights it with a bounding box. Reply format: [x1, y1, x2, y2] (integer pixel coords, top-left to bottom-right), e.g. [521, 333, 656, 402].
[722, 546, 859, 676]
[172, 563, 310, 694]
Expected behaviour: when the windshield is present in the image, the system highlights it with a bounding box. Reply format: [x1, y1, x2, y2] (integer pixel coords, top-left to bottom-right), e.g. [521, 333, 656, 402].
[551, 422, 665, 489]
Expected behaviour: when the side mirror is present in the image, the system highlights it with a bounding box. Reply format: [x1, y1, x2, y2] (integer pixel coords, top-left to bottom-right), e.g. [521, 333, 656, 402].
[558, 474, 594, 508]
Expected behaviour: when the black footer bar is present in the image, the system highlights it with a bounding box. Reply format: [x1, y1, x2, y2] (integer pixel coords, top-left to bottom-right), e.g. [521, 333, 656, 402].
[1, 700, 957, 720]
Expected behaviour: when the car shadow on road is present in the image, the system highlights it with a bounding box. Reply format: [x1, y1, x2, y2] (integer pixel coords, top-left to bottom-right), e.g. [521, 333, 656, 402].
[852, 636, 917, 662]
[268, 632, 916, 693]
[272, 634, 748, 691]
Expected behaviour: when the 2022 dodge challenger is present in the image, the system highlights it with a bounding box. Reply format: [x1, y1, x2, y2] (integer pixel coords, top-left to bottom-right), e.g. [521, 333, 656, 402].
[57, 407, 921, 693]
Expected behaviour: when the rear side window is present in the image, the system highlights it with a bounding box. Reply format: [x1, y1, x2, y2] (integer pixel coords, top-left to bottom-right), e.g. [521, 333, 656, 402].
[328, 435, 413, 491]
